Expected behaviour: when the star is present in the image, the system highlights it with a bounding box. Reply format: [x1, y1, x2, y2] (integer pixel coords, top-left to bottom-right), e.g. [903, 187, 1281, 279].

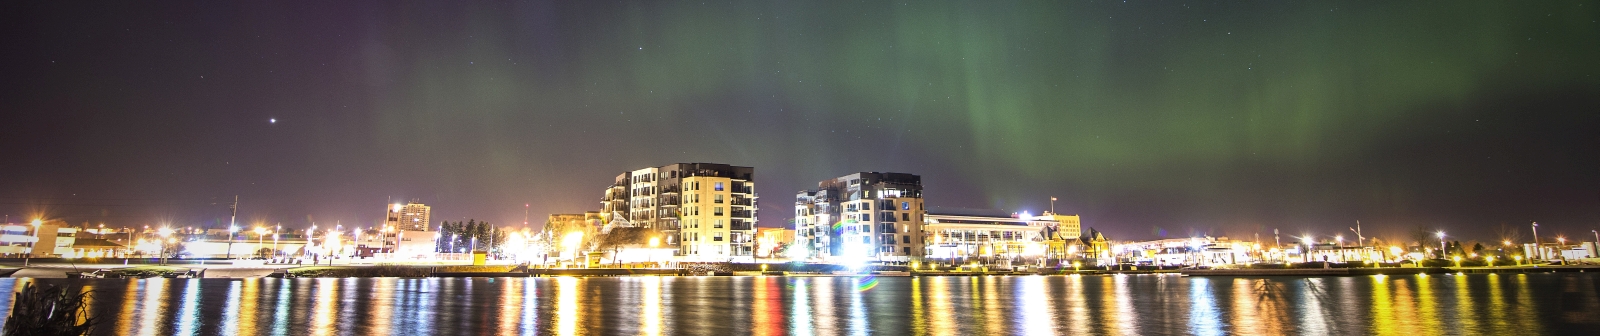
[269, 118, 277, 124]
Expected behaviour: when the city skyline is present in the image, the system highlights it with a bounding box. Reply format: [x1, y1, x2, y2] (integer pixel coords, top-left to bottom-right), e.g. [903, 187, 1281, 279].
[3, 1, 1599, 243]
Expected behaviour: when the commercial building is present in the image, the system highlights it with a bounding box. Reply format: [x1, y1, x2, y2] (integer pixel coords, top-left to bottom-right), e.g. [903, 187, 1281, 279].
[754, 227, 794, 259]
[386, 201, 432, 232]
[922, 209, 1055, 264]
[601, 163, 757, 261]
[0, 219, 79, 257]
[795, 172, 925, 263]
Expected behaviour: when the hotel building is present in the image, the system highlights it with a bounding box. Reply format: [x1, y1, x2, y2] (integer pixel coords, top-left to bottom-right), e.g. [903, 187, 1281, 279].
[601, 163, 757, 261]
[795, 172, 925, 263]
[386, 201, 432, 232]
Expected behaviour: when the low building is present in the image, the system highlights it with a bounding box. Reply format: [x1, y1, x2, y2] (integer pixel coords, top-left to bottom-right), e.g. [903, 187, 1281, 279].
[67, 238, 126, 258]
[0, 220, 79, 257]
[754, 227, 794, 259]
[922, 209, 1055, 265]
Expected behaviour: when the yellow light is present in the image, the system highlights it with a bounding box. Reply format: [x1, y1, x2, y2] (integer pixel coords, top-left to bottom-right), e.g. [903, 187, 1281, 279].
[30, 219, 41, 226]
[649, 237, 660, 247]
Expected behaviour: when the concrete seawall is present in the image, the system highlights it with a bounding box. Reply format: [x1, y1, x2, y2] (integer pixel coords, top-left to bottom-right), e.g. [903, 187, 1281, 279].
[1182, 267, 1448, 276]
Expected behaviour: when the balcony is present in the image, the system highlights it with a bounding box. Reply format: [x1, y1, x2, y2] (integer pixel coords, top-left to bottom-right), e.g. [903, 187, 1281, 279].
[730, 220, 753, 231]
[730, 210, 754, 218]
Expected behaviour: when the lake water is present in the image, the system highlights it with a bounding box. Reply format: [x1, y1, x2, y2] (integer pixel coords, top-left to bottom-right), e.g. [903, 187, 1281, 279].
[0, 273, 1595, 335]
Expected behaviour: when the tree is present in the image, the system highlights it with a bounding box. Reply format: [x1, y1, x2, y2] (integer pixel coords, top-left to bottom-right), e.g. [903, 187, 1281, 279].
[1472, 243, 1485, 255]
[3, 283, 97, 335]
[595, 227, 657, 266]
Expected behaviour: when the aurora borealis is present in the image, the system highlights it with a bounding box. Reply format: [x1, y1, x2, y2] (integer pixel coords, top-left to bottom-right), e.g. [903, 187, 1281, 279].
[2, 1, 1598, 241]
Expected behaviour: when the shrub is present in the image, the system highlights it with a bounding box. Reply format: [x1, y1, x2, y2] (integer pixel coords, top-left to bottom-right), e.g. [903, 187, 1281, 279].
[3, 283, 97, 336]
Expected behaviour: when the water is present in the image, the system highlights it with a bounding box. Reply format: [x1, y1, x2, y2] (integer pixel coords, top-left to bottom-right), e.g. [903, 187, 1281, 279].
[0, 273, 1595, 335]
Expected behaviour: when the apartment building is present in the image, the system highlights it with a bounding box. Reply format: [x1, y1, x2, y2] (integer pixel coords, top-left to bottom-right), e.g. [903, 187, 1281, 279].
[795, 172, 924, 263]
[601, 163, 757, 261]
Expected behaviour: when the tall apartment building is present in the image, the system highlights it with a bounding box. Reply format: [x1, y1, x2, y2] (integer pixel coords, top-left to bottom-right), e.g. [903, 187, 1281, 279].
[795, 172, 924, 263]
[386, 201, 432, 231]
[600, 163, 757, 261]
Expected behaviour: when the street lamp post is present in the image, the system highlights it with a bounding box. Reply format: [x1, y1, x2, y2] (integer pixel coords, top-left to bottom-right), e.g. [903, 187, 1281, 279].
[227, 225, 239, 259]
[158, 227, 174, 265]
[1531, 222, 1541, 260]
[1302, 236, 1315, 263]
[1436, 231, 1447, 258]
[254, 227, 268, 259]
[1557, 237, 1567, 263]
[648, 237, 661, 267]
[25, 219, 42, 266]
[1336, 235, 1345, 262]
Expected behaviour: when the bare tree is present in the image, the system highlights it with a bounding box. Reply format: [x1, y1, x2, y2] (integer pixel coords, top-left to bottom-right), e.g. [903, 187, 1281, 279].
[1494, 223, 1524, 244]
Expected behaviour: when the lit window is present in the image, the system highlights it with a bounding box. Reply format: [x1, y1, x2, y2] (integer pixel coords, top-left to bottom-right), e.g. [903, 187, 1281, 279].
[714, 182, 724, 191]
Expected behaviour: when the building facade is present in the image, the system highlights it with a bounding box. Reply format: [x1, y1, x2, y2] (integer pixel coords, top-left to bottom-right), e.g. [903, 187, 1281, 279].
[795, 172, 925, 263]
[601, 163, 757, 261]
[923, 210, 1053, 263]
[386, 201, 432, 232]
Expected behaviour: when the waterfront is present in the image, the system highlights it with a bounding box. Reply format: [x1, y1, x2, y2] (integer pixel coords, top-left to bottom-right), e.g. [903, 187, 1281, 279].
[0, 273, 1594, 335]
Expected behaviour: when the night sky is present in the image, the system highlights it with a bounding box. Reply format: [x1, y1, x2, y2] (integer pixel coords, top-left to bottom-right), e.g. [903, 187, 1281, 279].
[3, 1, 1598, 243]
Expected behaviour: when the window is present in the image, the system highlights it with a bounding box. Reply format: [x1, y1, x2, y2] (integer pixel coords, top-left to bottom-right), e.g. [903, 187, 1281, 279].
[715, 182, 724, 191]
[863, 202, 871, 210]
[714, 233, 724, 241]
[903, 247, 911, 254]
[862, 236, 871, 244]
[715, 207, 724, 216]
[902, 235, 910, 244]
[902, 213, 909, 221]
[902, 202, 910, 210]
[715, 194, 724, 204]
[714, 220, 724, 229]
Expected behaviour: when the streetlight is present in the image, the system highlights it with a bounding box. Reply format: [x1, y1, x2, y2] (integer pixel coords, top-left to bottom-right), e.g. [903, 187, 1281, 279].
[1557, 237, 1567, 262]
[1301, 235, 1314, 263]
[158, 227, 174, 265]
[1531, 222, 1541, 260]
[25, 219, 42, 266]
[1335, 235, 1345, 262]
[273, 223, 281, 260]
[1436, 231, 1447, 258]
[254, 227, 268, 259]
[228, 225, 240, 259]
[1486, 256, 1495, 267]
[563, 232, 584, 267]
[648, 236, 661, 267]
[1453, 256, 1462, 268]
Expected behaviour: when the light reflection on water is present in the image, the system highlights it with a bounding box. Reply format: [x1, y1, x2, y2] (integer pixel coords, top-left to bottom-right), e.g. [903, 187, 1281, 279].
[0, 274, 1593, 335]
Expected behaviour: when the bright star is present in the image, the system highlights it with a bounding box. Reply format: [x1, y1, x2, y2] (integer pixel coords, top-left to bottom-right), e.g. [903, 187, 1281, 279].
[269, 118, 277, 124]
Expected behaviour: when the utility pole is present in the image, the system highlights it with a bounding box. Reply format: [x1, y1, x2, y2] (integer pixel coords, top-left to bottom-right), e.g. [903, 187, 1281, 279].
[227, 195, 239, 259]
[1531, 222, 1541, 260]
[1350, 221, 1364, 247]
